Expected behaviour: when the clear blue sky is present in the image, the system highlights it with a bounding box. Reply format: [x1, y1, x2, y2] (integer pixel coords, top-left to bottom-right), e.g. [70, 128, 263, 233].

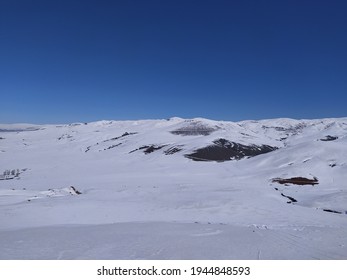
[1, 0, 346, 123]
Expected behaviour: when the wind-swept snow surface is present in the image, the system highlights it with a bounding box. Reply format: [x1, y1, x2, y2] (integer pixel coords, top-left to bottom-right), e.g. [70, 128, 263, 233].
[0, 117, 347, 259]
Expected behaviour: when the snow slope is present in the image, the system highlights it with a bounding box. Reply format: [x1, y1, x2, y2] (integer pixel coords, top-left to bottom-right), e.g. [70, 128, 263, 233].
[0, 117, 347, 259]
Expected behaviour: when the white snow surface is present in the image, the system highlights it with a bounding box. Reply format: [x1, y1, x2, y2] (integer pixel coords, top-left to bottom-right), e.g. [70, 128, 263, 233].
[0, 117, 347, 259]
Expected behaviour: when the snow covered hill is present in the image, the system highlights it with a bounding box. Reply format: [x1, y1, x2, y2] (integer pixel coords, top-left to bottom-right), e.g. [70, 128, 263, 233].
[1, 117, 347, 259]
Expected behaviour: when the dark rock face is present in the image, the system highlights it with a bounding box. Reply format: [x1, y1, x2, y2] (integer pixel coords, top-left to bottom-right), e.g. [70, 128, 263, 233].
[164, 146, 183, 155]
[280, 193, 298, 203]
[129, 145, 166, 154]
[104, 132, 137, 143]
[143, 145, 166, 154]
[171, 121, 218, 136]
[104, 143, 122, 151]
[320, 135, 338, 141]
[185, 138, 277, 162]
[85, 132, 137, 153]
[323, 209, 342, 214]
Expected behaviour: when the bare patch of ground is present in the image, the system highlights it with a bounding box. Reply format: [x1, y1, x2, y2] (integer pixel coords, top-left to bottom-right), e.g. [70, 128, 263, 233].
[320, 135, 338, 141]
[272, 177, 319, 186]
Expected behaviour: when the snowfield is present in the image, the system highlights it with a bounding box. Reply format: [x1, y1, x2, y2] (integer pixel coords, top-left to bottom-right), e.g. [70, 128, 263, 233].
[0, 117, 347, 259]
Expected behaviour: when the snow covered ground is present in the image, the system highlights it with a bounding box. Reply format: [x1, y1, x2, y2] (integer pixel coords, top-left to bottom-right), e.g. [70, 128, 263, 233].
[0, 117, 347, 259]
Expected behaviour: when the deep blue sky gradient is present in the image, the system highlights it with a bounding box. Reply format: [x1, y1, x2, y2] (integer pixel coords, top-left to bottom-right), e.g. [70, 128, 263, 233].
[1, 0, 346, 123]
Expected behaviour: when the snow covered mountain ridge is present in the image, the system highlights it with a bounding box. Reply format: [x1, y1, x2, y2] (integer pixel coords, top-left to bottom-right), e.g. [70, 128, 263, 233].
[1, 117, 347, 259]
[1, 116, 346, 157]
